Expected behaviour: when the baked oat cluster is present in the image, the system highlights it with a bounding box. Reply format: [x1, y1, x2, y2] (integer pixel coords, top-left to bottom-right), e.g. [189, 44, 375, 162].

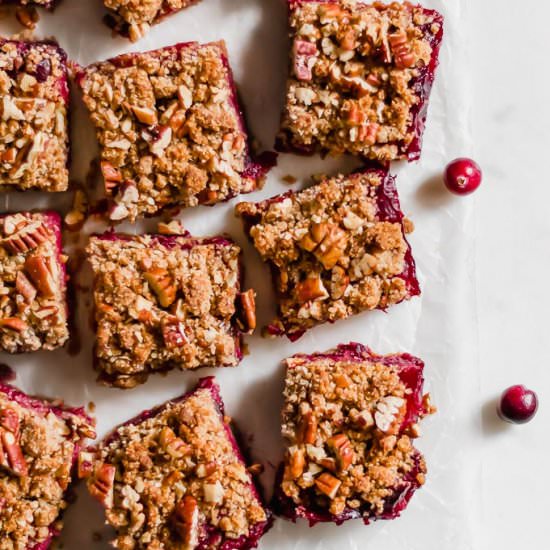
[77, 41, 270, 223]
[82, 378, 270, 549]
[104, 0, 198, 41]
[0, 383, 95, 550]
[87, 233, 255, 389]
[0, 40, 69, 191]
[236, 167, 419, 340]
[277, 0, 443, 160]
[275, 343, 431, 523]
[0, 212, 68, 353]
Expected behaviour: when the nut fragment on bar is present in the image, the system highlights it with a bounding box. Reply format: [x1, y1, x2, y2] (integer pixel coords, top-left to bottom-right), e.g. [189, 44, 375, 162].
[277, 0, 444, 161]
[0, 40, 69, 191]
[0, 382, 96, 548]
[274, 343, 432, 524]
[0, 212, 68, 353]
[76, 41, 274, 222]
[86, 232, 255, 389]
[236, 167, 419, 340]
[103, 0, 200, 41]
[82, 377, 271, 548]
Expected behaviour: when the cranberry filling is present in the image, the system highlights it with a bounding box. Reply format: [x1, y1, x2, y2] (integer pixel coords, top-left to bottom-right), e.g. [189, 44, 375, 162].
[273, 343, 427, 526]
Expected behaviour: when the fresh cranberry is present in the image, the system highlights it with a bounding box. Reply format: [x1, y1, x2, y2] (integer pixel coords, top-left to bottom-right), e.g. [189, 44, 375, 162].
[497, 385, 538, 424]
[443, 158, 482, 195]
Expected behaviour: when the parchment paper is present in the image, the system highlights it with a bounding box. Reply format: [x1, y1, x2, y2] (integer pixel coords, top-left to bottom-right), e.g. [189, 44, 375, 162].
[0, 0, 480, 548]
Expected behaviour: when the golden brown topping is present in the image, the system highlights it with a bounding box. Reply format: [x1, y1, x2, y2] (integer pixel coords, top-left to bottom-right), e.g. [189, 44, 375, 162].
[144, 267, 177, 308]
[295, 275, 329, 303]
[314, 472, 341, 499]
[327, 434, 354, 471]
[88, 463, 116, 509]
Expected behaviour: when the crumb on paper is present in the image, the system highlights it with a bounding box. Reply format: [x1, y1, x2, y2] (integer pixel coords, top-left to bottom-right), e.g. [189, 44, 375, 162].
[282, 174, 297, 184]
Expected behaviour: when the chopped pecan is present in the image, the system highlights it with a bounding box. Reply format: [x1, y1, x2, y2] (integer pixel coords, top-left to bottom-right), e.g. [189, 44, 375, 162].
[173, 496, 199, 549]
[314, 472, 341, 499]
[0, 318, 28, 332]
[388, 30, 415, 68]
[293, 39, 318, 81]
[131, 104, 158, 126]
[349, 408, 374, 430]
[24, 255, 56, 297]
[0, 407, 20, 435]
[2, 221, 50, 255]
[0, 430, 28, 477]
[144, 268, 177, 308]
[374, 396, 406, 434]
[15, 271, 37, 303]
[88, 463, 116, 508]
[162, 317, 188, 349]
[299, 222, 348, 270]
[15, 6, 39, 29]
[235, 289, 256, 333]
[330, 266, 349, 300]
[295, 276, 328, 303]
[100, 161, 122, 194]
[286, 447, 306, 480]
[77, 451, 95, 479]
[158, 427, 189, 458]
[327, 434, 354, 471]
[298, 411, 317, 444]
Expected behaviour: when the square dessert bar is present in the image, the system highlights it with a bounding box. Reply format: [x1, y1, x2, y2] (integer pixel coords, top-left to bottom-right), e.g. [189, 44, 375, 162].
[82, 377, 271, 548]
[277, 0, 443, 161]
[104, 0, 198, 41]
[0, 212, 69, 353]
[77, 41, 274, 223]
[0, 40, 69, 191]
[87, 232, 256, 389]
[236, 166, 419, 340]
[274, 343, 432, 525]
[0, 382, 95, 549]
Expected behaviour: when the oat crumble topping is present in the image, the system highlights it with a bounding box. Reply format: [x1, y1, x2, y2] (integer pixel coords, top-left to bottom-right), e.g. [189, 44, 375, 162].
[0, 212, 68, 353]
[84, 380, 269, 549]
[236, 168, 419, 339]
[78, 41, 267, 222]
[0, 40, 69, 191]
[277, 344, 429, 520]
[277, 0, 443, 161]
[0, 384, 95, 549]
[104, 0, 199, 41]
[87, 233, 255, 389]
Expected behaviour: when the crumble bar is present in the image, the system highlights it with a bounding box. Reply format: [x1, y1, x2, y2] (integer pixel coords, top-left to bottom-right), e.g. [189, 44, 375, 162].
[0, 382, 96, 549]
[77, 41, 274, 223]
[0, 212, 69, 353]
[277, 0, 443, 161]
[236, 166, 419, 340]
[81, 377, 271, 549]
[103, 0, 200, 42]
[274, 343, 432, 525]
[0, 40, 69, 191]
[87, 232, 256, 389]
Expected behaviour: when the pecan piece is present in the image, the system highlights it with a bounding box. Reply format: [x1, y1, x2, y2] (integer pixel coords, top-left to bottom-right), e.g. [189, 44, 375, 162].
[314, 472, 341, 499]
[144, 268, 177, 308]
[0, 318, 27, 332]
[25, 255, 56, 297]
[16, 271, 36, 303]
[15, 6, 38, 29]
[349, 408, 374, 430]
[2, 221, 50, 255]
[100, 161, 122, 195]
[330, 266, 349, 300]
[388, 30, 415, 69]
[158, 427, 189, 458]
[0, 430, 28, 477]
[295, 276, 328, 303]
[235, 289, 256, 333]
[286, 447, 306, 480]
[374, 396, 406, 434]
[162, 317, 188, 349]
[173, 495, 199, 549]
[0, 407, 19, 434]
[293, 39, 318, 81]
[327, 434, 354, 471]
[297, 411, 317, 444]
[131, 104, 157, 126]
[88, 463, 116, 508]
[299, 223, 348, 270]
[77, 451, 95, 479]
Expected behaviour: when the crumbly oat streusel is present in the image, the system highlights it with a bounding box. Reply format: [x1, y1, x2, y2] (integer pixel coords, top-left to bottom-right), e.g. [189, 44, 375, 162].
[104, 0, 198, 41]
[0, 385, 95, 549]
[0, 212, 68, 353]
[0, 40, 69, 191]
[278, 346, 427, 518]
[87, 234, 255, 389]
[84, 382, 268, 549]
[278, 0, 443, 160]
[78, 41, 262, 222]
[236, 169, 418, 338]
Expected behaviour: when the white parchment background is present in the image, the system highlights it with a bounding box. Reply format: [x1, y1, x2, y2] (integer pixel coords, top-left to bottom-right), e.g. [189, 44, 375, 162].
[0, 0, 480, 548]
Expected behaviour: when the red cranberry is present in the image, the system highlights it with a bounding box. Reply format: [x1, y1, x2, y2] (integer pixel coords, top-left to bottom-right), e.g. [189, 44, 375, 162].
[497, 385, 538, 424]
[444, 157, 482, 195]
